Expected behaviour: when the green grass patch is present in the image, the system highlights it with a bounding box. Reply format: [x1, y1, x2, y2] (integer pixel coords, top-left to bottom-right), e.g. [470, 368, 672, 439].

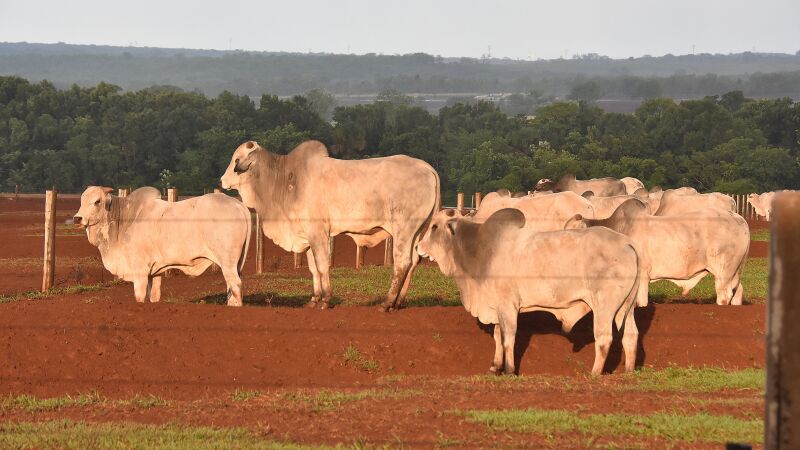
[649, 257, 767, 303]
[460, 408, 762, 444]
[342, 344, 379, 373]
[230, 389, 262, 402]
[281, 388, 421, 412]
[330, 266, 459, 307]
[1, 392, 103, 412]
[0, 282, 110, 304]
[244, 266, 459, 308]
[116, 394, 170, 409]
[0, 420, 328, 449]
[750, 229, 770, 242]
[627, 366, 764, 393]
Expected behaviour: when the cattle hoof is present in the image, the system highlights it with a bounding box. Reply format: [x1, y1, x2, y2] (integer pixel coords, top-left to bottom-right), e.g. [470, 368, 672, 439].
[488, 366, 502, 374]
[306, 298, 319, 308]
[319, 302, 330, 310]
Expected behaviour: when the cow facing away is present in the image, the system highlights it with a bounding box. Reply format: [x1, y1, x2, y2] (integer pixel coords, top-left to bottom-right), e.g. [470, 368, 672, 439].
[220, 140, 440, 310]
[747, 191, 779, 220]
[473, 190, 595, 230]
[74, 186, 251, 305]
[535, 174, 627, 197]
[417, 208, 641, 375]
[582, 189, 651, 219]
[654, 190, 735, 216]
[566, 199, 749, 306]
[621, 177, 646, 194]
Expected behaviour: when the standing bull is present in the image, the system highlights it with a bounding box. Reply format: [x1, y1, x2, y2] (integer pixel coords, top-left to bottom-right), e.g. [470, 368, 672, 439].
[220, 140, 440, 310]
[417, 208, 641, 376]
[74, 186, 251, 305]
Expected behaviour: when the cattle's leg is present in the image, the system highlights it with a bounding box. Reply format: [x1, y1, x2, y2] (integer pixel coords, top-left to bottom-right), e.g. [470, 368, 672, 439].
[394, 252, 421, 309]
[309, 238, 333, 309]
[591, 304, 614, 376]
[489, 324, 504, 374]
[621, 308, 639, 372]
[133, 277, 148, 303]
[731, 281, 744, 306]
[221, 267, 243, 307]
[381, 233, 414, 311]
[305, 249, 322, 308]
[147, 276, 162, 303]
[498, 307, 519, 375]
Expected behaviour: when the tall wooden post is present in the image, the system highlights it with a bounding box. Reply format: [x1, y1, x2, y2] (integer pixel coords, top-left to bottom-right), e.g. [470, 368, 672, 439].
[328, 236, 335, 267]
[766, 191, 800, 448]
[457, 192, 465, 213]
[293, 252, 302, 269]
[255, 213, 265, 274]
[356, 245, 366, 269]
[384, 236, 394, 266]
[475, 192, 483, 209]
[14, 184, 19, 200]
[42, 189, 57, 292]
[164, 188, 179, 277]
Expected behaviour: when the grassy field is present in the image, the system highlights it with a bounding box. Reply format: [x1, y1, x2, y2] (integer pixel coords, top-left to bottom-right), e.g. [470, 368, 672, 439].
[750, 229, 770, 241]
[241, 258, 768, 308]
[0, 367, 764, 448]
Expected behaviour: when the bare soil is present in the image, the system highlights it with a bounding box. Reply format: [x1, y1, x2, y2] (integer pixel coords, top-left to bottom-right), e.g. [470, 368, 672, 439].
[0, 195, 767, 448]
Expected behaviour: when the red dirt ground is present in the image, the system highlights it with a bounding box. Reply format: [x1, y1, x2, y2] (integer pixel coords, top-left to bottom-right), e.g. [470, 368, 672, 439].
[0, 195, 767, 448]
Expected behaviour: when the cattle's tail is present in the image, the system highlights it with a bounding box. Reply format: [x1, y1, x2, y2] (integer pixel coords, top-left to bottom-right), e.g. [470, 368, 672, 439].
[238, 205, 253, 274]
[616, 242, 643, 331]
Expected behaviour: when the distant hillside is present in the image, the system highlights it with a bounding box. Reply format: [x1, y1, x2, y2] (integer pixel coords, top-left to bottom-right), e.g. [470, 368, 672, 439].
[1, 42, 799, 104]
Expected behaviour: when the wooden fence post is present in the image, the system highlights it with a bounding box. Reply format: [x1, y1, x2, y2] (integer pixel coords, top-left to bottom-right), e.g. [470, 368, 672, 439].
[329, 236, 335, 267]
[14, 184, 19, 200]
[356, 245, 366, 269]
[294, 252, 302, 269]
[42, 189, 57, 292]
[766, 191, 800, 447]
[165, 188, 179, 277]
[457, 192, 464, 213]
[255, 213, 265, 274]
[384, 236, 394, 266]
[475, 192, 482, 209]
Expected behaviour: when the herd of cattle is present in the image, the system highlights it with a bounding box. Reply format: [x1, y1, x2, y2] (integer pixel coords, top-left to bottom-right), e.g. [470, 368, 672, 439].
[72, 140, 773, 375]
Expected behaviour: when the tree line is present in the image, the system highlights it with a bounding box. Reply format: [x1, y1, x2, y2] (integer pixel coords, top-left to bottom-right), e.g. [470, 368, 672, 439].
[1, 76, 798, 204]
[2, 43, 800, 99]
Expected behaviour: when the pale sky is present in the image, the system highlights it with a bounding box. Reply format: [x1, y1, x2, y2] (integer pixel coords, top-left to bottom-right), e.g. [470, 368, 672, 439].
[1, 0, 798, 59]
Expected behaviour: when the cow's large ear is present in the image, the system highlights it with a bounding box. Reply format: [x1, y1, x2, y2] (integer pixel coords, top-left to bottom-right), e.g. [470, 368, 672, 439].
[582, 191, 595, 199]
[649, 185, 662, 193]
[101, 187, 114, 194]
[446, 219, 458, 235]
[481, 208, 525, 235]
[234, 151, 257, 174]
[633, 188, 648, 200]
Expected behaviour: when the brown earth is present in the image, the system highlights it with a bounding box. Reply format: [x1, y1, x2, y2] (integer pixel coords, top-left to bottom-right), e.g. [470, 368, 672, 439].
[0, 195, 767, 448]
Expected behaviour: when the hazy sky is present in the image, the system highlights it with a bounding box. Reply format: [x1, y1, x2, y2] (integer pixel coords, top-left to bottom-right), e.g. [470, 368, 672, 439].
[1, 0, 798, 59]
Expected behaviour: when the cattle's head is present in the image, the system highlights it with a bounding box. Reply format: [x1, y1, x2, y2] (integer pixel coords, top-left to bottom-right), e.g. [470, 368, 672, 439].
[417, 209, 461, 277]
[221, 141, 263, 205]
[74, 186, 114, 244]
[534, 179, 555, 192]
[418, 208, 525, 278]
[747, 193, 769, 218]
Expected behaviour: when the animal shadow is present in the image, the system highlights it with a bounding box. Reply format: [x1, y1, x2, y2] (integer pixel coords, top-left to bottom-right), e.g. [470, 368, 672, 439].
[196, 292, 342, 308]
[478, 304, 657, 374]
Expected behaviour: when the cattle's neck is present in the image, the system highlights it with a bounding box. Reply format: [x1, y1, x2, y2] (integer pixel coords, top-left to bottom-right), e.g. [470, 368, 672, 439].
[245, 151, 305, 249]
[87, 197, 125, 251]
